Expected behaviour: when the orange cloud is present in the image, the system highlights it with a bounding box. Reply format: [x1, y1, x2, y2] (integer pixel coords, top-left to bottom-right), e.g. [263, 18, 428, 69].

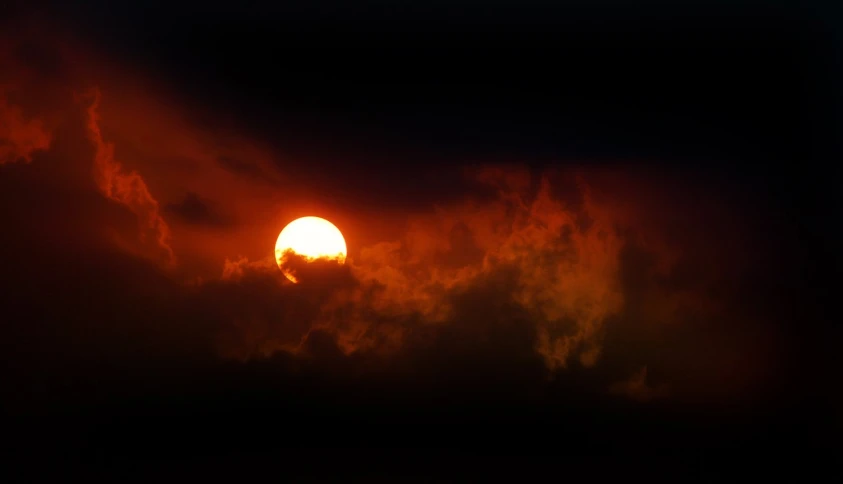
[213, 167, 626, 372]
[0, 88, 51, 164]
[84, 88, 175, 266]
[488, 175, 624, 369]
[0, 23, 789, 410]
[221, 255, 275, 281]
[346, 168, 624, 369]
[57, 65, 305, 282]
[51, 51, 753, 394]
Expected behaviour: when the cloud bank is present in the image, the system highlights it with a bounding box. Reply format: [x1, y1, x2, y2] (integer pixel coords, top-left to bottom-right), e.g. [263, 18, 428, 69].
[84, 89, 175, 265]
[0, 28, 791, 416]
[0, 87, 51, 164]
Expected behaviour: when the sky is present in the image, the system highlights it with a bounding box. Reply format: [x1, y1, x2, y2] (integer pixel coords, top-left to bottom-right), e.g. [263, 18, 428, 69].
[1, 1, 841, 479]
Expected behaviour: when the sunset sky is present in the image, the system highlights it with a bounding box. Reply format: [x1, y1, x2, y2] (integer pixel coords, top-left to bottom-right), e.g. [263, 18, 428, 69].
[2, 1, 841, 479]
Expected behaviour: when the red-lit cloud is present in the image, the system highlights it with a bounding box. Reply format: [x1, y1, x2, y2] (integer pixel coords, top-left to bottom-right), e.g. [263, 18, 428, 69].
[0, 27, 784, 409]
[84, 89, 175, 265]
[0, 88, 51, 164]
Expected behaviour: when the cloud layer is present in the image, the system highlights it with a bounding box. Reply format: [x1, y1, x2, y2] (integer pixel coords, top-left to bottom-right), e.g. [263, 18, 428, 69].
[0, 28, 798, 418]
[0, 87, 51, 164]
[84, 89, 175, 265]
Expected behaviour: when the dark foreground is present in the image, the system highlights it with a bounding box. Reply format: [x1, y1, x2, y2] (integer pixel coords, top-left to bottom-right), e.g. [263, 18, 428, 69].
[5, 390, 838, 481]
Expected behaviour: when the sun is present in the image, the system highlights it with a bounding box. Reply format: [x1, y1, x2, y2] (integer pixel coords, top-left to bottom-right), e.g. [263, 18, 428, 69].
[275, 216, 347, 283]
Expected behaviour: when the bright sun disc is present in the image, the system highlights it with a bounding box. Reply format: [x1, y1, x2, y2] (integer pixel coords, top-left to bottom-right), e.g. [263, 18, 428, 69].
[275, 216, 347, 282]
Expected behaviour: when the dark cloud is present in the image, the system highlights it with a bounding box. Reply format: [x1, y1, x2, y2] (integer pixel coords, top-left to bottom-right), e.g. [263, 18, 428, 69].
[216, 155, 263, 177]
[0, 176, 206, 415]
[609, 366, 669, 402]
[164, 191, 234, 227]
[12, 39, 68, 81]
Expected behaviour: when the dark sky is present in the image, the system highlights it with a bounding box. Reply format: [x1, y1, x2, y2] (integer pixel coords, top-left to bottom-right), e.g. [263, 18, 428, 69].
[42, 1, 843, 217]
[30, 2, 843, 162]
[2, 1, 842, 480]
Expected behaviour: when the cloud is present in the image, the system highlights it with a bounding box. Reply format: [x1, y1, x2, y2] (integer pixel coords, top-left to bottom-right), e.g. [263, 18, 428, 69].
[216, 155, 263, 177]
[190, 161, 786, 409]
[200, 254, 357, 360]
[0, 24, 790, 414]
[0, 88, 51, 164]
[0, 166, 205, 412]
[363, 168, 623, 370]
[211, 167, 625, 372]
[165, 192, 234, 227]
[609, 366, 669, 402]
[84, 88, 175, 266]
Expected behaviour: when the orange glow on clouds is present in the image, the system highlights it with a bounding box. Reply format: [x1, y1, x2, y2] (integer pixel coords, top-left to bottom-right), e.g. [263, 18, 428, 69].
[0, 27, 780, 405]
[0, 88, 51, 164]
[84, 88, 175, 266]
